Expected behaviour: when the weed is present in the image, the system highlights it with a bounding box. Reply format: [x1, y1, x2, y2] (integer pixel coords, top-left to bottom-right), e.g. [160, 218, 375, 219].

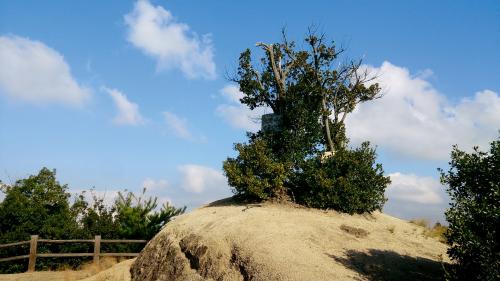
[340, 224, 369, 238]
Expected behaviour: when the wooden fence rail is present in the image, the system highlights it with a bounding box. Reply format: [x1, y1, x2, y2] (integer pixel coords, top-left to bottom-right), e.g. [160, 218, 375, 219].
[0, 235, 147, 272]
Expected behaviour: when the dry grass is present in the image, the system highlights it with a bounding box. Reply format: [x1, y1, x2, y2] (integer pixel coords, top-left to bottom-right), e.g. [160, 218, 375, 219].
[0, 257, 124, 281]
[410, 218, 430, 228]
[410, 218, 448, 243]
[340, 224, 369, 238]
[79, 259, 133, 281]
[387, 225, 396, 234]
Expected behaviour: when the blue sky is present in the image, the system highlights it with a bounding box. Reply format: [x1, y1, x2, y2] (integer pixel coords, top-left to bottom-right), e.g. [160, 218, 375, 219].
[1, 0, 499, 223]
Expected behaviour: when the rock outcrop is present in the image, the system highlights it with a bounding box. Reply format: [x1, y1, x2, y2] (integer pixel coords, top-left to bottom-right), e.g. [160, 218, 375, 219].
[131, 199, 449, 281]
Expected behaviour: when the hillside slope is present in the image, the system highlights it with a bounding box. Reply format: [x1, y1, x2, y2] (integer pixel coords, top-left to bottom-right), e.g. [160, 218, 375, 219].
[131, 199, 450, 281]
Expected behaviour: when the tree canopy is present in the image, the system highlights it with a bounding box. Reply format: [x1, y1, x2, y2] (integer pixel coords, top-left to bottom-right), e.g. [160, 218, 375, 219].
[224, 30, 390, 212]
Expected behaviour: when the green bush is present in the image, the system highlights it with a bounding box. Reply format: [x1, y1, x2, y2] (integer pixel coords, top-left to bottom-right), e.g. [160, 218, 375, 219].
[294, 142, 390, 214]
[439, 137, 500, 281]
[0, 167, 185, 273]
[223, 136, 290, 201]
[114, 189, 186, 240]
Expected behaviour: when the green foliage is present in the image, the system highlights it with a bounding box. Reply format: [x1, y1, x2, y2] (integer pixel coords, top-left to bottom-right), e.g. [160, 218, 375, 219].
[0, 167, 185, 273]
[114, 189, 186, 240]
[0, 168, 79, 272]
[224, 30, 390, 213]
[439, 137, 500, 281]
[294, 142, 389, 214]
[73, 191, 121, 239]
[223, 136, 290, 201]
[0, 168, 78, 242]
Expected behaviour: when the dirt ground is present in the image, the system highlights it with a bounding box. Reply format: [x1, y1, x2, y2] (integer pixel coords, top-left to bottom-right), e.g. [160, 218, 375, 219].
[0, 258, 133, 281]
[131, 199, 451, 281]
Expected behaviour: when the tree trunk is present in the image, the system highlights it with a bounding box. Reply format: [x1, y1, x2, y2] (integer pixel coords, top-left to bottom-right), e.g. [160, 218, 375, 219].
[322, 98, 335, 152]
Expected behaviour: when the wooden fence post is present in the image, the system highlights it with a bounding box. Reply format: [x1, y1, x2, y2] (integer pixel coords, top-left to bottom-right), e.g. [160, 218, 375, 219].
[27, 235, 38, 272]
[93, 235, 101, 267]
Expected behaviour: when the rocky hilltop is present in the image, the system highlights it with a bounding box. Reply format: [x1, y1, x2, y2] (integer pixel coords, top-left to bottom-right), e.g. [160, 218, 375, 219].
[130, 199, 449, 281]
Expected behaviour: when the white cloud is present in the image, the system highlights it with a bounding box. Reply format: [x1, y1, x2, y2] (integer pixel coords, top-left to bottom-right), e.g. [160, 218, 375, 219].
[141, 178, 168, 191]
[104, 87, 145, 126]
[386, 172, 443, 204]
[0, 35, 90, 106]
[346, 61, 500, 160]
[178, 164, 226, 194]
[219, 84, 244, 103]
[163, 111, 192, 139]
[124, 0, 216, 79]
[216, 84, 270, 132]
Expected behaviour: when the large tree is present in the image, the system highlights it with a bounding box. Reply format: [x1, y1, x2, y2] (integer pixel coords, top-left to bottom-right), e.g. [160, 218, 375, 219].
[235, 29, 381, 153]
[224, 30, 390, 211]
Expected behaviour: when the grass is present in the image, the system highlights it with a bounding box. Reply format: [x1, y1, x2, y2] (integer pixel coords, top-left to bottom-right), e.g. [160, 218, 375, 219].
[387, 225, 395, 234]
[340, 224, 369, 238]
[410, 218, 448, 243]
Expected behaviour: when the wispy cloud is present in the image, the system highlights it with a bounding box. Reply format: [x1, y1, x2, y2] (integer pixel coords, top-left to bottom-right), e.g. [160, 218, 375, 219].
[124, 0, 216, 79]
[141, 178, 168, 191]
[163, 111, 192, 139]
[103, 87, 145, 126]
[0, 35, 90, 106]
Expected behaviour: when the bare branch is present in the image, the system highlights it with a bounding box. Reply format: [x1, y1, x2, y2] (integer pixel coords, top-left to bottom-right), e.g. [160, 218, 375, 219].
[256, 42, 286, 100]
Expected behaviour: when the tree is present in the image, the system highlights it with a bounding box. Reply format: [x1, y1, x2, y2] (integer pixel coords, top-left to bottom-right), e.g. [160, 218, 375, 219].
[236, 29, 381, 153]
[224, 29, 390, 211]
[114, 188, 186, 240]
[0, 168, 78, 242]
[0, 167, 186, 273]
[0, 168, 80, 272]
[439, 136, 500, 281]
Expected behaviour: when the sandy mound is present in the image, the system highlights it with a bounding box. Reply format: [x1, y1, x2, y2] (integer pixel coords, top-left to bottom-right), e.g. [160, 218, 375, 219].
[80, 259, 134, 281]
[131, 199, 450, 281]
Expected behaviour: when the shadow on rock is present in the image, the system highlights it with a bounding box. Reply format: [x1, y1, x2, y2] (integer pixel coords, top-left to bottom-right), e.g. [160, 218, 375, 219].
[329, 249, 448, 281]
[205, 197, 262, 209]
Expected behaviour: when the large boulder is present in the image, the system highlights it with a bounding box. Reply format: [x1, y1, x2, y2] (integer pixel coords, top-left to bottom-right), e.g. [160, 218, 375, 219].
[131, 199, 450, 281]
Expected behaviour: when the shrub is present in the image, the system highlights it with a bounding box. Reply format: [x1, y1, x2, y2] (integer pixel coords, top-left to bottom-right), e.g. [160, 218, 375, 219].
[114, 189, 186, 240]
[293, 142, 390, 214]
[223, 136, 290, 201]
[439, 137, 499, 280]
[340, 224, 369, 238]
[409, 219, 448, 243]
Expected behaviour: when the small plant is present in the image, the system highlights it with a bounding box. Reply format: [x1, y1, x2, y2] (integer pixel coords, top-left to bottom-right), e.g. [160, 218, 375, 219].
[410, 219, 448, 243]
[387, 225, 395, 234]
[409, 218, 429, 228]
[426, 223, 447, 243]
[340, 224, 369, 238]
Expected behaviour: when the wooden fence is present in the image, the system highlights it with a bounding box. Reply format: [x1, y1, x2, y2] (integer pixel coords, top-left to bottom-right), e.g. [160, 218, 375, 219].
[0, 235, 147, 272]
